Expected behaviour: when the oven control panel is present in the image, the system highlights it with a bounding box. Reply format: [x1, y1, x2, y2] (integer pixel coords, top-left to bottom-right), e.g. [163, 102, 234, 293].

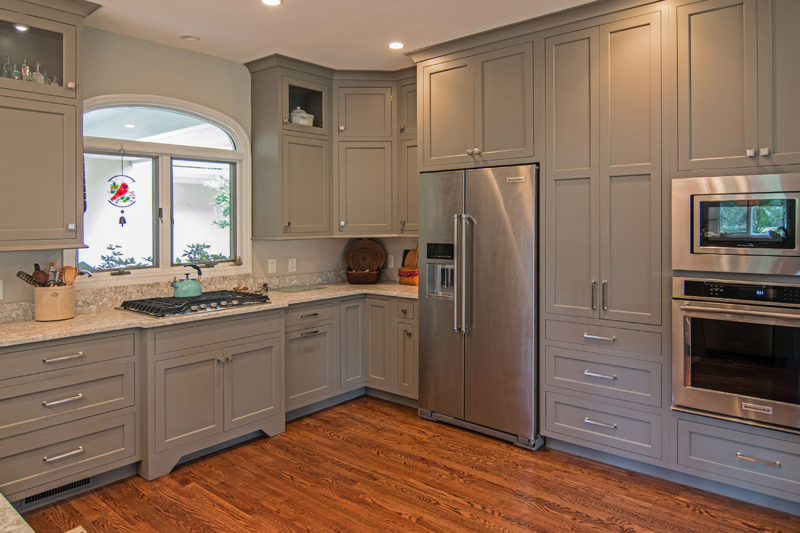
[683, 280, 800, 304]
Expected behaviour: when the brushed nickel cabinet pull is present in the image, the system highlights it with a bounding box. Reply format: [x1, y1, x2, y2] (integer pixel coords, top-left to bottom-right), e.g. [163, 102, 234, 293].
[584, 417, 617, 430]
[43, 351, 84, 364]
[591, 280, 597, 310]
[301, 330, 320, 337]
[583, 333, 617, 342]
[746, 148, 757, 157]
[300, 312, 320, 319]
[42, 393, 84, 408]
[583, 370, 617, 381]
[759, 147, 771, 156]
[601, 280, 609, 311]
[43, 446, 84, 464]
[736, 452, 781, 468]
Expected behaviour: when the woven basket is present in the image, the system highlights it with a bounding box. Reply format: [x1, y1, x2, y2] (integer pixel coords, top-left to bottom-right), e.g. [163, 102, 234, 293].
[346, 269, 380, 284]
[398, 267, 418, 286]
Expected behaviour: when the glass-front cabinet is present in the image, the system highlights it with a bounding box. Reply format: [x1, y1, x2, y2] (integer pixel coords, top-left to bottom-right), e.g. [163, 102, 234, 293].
[0, 8, 77, 99]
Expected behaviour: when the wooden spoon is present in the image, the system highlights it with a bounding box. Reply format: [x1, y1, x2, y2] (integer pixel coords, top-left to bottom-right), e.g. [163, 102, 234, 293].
[62, 266, 78, 285]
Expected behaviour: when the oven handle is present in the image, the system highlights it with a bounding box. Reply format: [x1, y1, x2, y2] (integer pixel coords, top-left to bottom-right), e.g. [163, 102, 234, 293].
[680, 303, 800, 321]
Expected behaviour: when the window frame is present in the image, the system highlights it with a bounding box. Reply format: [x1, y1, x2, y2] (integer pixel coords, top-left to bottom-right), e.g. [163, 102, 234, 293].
[67, 94, 252, 287]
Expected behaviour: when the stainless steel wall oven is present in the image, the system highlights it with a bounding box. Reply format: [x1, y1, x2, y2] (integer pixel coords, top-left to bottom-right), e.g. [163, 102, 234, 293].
[673, 277, 800, 429]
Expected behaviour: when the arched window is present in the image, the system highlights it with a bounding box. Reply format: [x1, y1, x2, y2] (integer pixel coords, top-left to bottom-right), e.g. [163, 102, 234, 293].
[75, 95, 251, 282]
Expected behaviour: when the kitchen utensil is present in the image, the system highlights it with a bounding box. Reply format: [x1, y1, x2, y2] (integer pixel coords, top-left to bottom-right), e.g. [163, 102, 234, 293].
[16, 271, 41, 286]
[171, 264, 203, 297]
[404, 248, 418, 268]
[32, 264, 49, 286]
[62, 266, 78, 285]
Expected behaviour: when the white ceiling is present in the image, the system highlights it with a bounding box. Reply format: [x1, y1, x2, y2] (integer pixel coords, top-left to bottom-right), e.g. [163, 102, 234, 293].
[85, 0, 593, 70]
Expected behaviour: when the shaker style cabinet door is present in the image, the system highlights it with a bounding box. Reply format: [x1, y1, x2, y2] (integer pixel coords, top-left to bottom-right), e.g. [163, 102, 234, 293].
[339, 299, 365, 391]
[223, 337, 281, 431]
[285, 325, 336, 410]
[397, 138, 419, 233]
[281, 135, 331, 234]
[337, 141, 393, 234]
[395, 320, 418, 399]
[0, 96, 78, 248]
[337, 87, 393, 138]
[365, 298, 393, 390]
[397, 82, 417, 138]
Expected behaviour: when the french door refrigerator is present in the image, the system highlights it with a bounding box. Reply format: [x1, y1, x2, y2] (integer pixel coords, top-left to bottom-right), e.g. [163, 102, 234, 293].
[418, 164, 542, 450]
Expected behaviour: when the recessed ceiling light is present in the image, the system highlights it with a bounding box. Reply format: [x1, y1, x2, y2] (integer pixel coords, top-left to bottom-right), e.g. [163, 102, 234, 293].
[14, 24, 29, 32]
[124, 124, 136, 129]
[180, 35, 200, 41]
[261, 0, 281, 6]
[388, 41, 404, 50]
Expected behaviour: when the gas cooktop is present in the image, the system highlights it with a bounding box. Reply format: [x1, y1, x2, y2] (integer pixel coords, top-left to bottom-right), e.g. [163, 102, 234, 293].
[120, 290, 270, 317]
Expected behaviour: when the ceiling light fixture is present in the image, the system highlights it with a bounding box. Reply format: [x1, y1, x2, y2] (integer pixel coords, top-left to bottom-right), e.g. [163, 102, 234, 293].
[14, 24, 29, 32]
[124, 124, 136, 128]
[261, 0, 281, 6]
[388, 41, 404, 50]
[180, 35, 200, 41]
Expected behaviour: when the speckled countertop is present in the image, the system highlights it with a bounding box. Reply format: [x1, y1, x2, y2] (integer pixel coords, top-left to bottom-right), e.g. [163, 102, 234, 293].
[0, 494, 32, 533]
[0, 283, 418, 349]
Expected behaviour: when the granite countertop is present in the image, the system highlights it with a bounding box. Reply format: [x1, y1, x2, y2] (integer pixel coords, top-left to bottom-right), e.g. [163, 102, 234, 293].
[0, 283, 418, 349]
[0, 494, 32, 533]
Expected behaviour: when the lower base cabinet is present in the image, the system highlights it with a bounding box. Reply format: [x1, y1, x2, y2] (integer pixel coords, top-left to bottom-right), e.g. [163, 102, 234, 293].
[286, 323, 337, 410]
[365, 298, 418, 399]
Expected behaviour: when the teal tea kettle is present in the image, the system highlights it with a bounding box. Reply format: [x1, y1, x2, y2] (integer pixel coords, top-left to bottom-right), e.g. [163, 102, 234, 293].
[171, 264, 202, 297]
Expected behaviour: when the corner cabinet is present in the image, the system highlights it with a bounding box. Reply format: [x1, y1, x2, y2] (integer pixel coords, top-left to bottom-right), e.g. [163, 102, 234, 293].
[0, 1, 95, 250]
[364, 298, 418, 399]
[675, 0, 800, 172]
[420, 41, 534, 171]
[544, 13, 662, 327]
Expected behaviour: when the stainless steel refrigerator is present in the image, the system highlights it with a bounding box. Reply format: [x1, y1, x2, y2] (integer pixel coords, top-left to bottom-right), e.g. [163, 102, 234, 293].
[418, 164, 542, 450]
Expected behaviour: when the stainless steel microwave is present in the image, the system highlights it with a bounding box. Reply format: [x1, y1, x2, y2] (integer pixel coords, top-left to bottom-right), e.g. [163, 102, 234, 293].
[673, 174, 800, 275]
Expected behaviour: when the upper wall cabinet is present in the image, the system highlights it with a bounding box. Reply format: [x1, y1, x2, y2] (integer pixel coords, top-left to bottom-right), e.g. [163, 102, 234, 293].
[283, 74, 331, 137]
[337, 86, 392, 138]
[420, 42, 534, 171]
[676, 0, 800, 172]
[397, 80, 416, 139]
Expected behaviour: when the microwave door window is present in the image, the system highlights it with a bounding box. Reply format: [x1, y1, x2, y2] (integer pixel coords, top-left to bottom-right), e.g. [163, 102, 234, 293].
[699, 199, 796, 249]
[689, 317, 800, 406]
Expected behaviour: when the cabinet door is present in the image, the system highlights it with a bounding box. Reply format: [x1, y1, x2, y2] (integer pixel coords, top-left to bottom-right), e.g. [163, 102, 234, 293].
[598, 14, 662, 326]
[0, 96, 77, 247]
[281, 135, 331, 234]
[395, 320, 418, 399]
[337, 141, 393, 234]
[339, 299, 365, 391]
[544, 28, 600, 319]
[474, 43, 534, 163]
[365, 298, 393, 391]
[154, 351, 223, 453]
[223, 337, 281, 431]
[285, 325, 336, 410]
[397, 82, 417, 138]
[421, 58, 475, 168]
[397, 138, 419, 233]
[337, 87, 392, 138]
[757, 0, 800, 167]
[677, 0, 759, 170]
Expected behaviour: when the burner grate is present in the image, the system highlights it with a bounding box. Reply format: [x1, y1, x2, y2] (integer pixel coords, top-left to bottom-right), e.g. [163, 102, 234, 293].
[121, 291, 270, 317]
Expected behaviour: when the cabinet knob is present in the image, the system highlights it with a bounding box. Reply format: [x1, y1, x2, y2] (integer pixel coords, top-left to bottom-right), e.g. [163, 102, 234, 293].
[217, 357, 226, 364]
[339, 125, 345, 132]
[284, 221, 291, 227]
[283, 118, 290, 124]
[400, 125, 405, 133]
[405, 330, 412, 337]
[66, 81, 76, 90]
[473, 147, 481, 155]
[746, 148, 757, 158]
[340, 220, 346, 229]
[760, 147, 771, 156]
[466, 148, 474, 155]
[67, 223, 76, 231]
[400, 220, 406, 227]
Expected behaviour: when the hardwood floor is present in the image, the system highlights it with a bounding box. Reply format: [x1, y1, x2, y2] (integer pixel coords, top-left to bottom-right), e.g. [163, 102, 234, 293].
[24, 397, 800, 532]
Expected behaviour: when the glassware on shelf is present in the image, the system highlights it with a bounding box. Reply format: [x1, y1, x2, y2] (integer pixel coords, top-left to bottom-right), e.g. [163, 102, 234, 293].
[31, 61, 44, 84]
[1, 56, 10, 78]
[50, 75, 59, 86]
[43, 70, 50, 84]
[11, 64, 21, 80]
[20, 58, 30, 81]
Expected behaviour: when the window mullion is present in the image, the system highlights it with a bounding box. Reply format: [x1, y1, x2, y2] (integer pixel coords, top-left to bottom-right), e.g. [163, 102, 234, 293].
[159, 156, 173, 273]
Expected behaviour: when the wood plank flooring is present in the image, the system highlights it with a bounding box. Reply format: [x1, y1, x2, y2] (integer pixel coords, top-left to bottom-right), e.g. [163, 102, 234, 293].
[23, 397, 800, 532]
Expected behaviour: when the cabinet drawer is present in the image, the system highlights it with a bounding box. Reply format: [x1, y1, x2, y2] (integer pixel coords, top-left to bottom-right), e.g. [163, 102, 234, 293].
[545, 320, 661, 359]
[0, 409, 136, 496]
[154, 312, 281, 355]
[396, 301, 415, 320]
[0, 360, 134, 440]
[0, 332, 135, 381]
[285, 303, 334, 329]
[678, 420, 800, 497]
[545, 392, 661, 458]
[545, 347, 661, 407]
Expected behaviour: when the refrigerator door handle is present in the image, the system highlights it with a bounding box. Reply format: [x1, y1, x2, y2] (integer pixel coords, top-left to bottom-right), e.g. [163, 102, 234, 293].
[461, 214, 474, 333]
[453, 214, 460, 332]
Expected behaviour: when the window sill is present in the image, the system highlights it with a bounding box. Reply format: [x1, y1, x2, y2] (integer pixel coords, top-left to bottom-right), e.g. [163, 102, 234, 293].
[72, 263, 252, 290]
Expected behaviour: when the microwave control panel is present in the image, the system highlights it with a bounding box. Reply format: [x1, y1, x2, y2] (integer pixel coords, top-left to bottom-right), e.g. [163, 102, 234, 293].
[683, 280, 800, 305]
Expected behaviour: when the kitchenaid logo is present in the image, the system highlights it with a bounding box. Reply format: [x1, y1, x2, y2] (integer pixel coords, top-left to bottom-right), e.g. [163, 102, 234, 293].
[506, 176, 525, 183]
[742, 402, 773, 415]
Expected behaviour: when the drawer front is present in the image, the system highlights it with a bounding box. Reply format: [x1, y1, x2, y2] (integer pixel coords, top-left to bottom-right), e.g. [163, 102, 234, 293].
[0, 409, 136, 496]
[545, 392, 661, 458]
[545, 320, 661, 359]
[678, 420, 800, 497]
[396, 301, 415, 320]
[0, 360, 134, 440]
[0, 332, 135, 381]
[285, 303, 334, 329]
[154, 312, 281, 355]
[546, 347, 661, 407]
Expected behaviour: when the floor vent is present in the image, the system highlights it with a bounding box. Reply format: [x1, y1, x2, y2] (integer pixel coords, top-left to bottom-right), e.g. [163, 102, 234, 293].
[24, 477, 91, 504]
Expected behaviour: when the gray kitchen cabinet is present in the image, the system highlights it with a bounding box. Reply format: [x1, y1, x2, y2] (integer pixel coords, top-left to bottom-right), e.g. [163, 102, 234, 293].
[223, 338, 281, 431]
[336, 86, 393, 138]
[544, 12, 661, 326]
[676, 0, 800, 171]
[280, 135, 331, 234]
[395, 318, 418, 399]
[0, 0, 95, 251]
[336, 141, 393, 234]
[397, 80, 417, 139]
[282, 73, 331, 137]
[420, 42, 534, 170]
[365, 298, 393, 389]
[285, 324, 337, 410]
[339, 298, 365, 391]
[397, 138, 419, 233]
